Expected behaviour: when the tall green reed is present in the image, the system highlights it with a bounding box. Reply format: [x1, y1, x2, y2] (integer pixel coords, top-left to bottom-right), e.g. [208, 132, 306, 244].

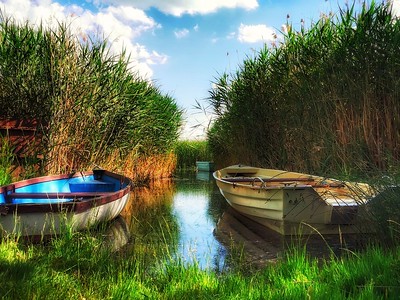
[0, 14, 182, 178]
[174, 140, 213, 170]
[207, 1, 400, 176]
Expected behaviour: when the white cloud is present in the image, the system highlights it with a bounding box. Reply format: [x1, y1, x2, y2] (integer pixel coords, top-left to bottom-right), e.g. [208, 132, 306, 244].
[0, 0, 67, 25]
[174, 28, 189, 39]
[237, 23, 277, 43]
[390, 0, 400, 16]
[98, 0, 258, 16]
[0, 0, 167, 79]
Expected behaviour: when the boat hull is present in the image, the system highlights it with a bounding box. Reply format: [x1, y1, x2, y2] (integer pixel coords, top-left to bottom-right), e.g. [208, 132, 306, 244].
[214, 165, 373, 235]
[0, 170, 132, 238]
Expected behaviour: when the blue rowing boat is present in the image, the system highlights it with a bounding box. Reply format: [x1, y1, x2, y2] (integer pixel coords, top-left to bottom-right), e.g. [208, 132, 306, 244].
[0, 169, 132, 239]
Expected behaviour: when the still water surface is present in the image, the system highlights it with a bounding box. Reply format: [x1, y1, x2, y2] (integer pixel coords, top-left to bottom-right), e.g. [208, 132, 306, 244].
[112, 170, 367, 270]
[118, 170, 229, 270]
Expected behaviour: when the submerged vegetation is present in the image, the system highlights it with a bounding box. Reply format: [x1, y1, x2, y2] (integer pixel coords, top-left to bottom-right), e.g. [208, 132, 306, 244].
[0, 14, 182, 181]
[207, 2, 400, 176]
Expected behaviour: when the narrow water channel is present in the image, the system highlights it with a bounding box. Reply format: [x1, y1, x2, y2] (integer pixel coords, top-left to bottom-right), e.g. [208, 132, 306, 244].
[169, 171, 228, 269]
[118, 170, 229, 270]
[113, 170, 369, 270]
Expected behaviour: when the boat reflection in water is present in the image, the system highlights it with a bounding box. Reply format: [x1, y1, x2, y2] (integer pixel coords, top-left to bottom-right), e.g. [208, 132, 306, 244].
[214, 206, 371, 268]
[196, 171, 214, 182]
[101, 216, 131, 252]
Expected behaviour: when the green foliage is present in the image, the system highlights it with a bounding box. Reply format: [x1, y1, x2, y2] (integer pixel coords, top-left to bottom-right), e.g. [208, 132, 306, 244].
[0, 17, 52, 121]
[207, 2, 400, 175]
[0, 15, 183, 173]
[0, 136, 13, 185]
[174, 140, 213, 170]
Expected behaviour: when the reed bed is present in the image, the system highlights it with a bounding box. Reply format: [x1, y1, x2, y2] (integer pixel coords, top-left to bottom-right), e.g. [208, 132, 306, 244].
[207, 2, 400, 176]
[174, 140, 213, 170]
[0, 14, 182, 181]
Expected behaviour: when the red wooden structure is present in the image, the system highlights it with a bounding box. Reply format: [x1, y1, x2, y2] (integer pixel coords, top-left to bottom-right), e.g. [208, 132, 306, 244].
[0, 119, 44, 158]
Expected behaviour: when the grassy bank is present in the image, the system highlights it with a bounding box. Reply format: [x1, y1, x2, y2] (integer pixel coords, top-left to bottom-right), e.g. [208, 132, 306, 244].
[1, 229, 400, 299]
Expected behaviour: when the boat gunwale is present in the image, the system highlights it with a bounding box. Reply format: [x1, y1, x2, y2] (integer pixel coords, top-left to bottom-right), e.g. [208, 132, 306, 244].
[215, 175, 346, 189]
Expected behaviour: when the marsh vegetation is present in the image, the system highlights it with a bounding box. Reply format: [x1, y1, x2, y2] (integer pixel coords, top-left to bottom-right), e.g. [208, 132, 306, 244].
[0, 14, 182, 182]
[2, 172, 400, 299]
[174, 140, 213, 170]
[207, 2, 400, 178]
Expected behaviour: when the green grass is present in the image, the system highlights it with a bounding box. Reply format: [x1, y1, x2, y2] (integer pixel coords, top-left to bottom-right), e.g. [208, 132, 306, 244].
[0, 136, 13, 185]
[1, 229, 400, 299]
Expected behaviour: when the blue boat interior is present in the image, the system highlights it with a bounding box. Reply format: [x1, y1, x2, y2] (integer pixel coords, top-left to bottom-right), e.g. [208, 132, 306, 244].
[0, 173, 127, 205]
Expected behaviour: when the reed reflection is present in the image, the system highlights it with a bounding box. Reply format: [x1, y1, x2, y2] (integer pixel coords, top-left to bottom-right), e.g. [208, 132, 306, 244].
[121, 179, 180, 265]
[119, 171, 229, 270]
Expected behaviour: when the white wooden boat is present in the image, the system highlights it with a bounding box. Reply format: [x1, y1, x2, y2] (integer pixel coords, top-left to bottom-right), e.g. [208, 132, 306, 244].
[0, 169, 132, 239]
[213, 165, 375, 235]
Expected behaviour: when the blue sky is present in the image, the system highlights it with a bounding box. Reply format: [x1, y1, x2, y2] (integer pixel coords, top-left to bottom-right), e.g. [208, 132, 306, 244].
[0, 0, 398, 139]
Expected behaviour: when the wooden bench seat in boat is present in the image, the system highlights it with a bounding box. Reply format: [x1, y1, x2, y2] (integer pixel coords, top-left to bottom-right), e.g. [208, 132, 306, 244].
[222, 177, 315, 183]
[222, 177, 345, 188]
[69, 181, 115, 192]
[5, 192, 111, 204]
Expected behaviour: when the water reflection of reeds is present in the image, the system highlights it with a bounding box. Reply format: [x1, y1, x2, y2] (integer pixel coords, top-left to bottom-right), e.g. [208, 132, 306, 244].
[121, 179, 180, 265]
[122, 179, 175, 219]
[119, 172, 229, 270]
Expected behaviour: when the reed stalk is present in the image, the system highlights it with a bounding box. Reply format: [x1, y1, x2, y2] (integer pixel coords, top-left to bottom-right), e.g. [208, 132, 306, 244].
[0, 136, 13, 185]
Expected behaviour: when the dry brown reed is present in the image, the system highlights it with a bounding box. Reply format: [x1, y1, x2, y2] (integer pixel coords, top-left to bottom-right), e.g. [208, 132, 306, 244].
[78, 148, 178, 184]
